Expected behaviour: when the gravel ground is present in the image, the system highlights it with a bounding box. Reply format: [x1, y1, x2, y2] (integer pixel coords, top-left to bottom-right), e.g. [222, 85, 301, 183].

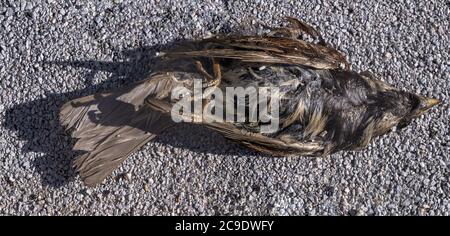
[0, 0, 449, 216]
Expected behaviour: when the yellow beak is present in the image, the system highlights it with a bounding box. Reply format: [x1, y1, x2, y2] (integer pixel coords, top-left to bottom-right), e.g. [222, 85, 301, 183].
[424, 97, 441, 110]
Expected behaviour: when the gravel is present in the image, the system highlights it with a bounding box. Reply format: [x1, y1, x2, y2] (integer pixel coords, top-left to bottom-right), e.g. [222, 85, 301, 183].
[0, 0, 449, 216]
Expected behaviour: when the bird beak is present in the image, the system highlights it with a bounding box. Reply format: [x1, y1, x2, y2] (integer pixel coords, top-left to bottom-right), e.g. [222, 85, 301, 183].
[418, 96, 441, 114]
[425, 97, 441, 108]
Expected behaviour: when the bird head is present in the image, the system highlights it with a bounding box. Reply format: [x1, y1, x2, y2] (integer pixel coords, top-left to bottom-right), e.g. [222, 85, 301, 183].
[397, 93, 441, 129]
[409, 94, 441, 117]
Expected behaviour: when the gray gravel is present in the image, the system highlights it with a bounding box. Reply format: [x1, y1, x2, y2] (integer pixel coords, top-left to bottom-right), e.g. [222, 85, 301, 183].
[0, 0, 449, 216]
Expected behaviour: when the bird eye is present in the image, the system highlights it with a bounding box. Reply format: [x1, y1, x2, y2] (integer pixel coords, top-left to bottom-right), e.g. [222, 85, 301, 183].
[397, 118, 411, 130]
[407, 93, 421, 112]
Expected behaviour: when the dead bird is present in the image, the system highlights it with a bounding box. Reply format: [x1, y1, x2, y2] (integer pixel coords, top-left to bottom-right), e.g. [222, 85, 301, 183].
[60, 17, 441, 186]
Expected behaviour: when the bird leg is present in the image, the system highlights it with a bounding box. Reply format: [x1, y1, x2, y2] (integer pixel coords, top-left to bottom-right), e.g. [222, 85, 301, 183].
[194, 58, 221, 89]
[193, 57, 222, 102]
[210, 57, 222, 87]
[192, 58, 223, 120]
[194, 60, 213, 81]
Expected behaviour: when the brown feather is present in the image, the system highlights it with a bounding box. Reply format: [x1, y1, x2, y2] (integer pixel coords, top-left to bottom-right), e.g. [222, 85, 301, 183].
[164, 36, 348, 69]
[59, 17, 440, 186]
[60, 74, 178, 186]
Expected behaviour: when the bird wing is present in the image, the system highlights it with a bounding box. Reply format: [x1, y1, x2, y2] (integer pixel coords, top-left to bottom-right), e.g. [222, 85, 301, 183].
[159, 34, 346, 156]
[143, 96, 325, 157]
[163, 36, 348, 69]
[60, 73, 178, 186]
[204, 122, 324, 156]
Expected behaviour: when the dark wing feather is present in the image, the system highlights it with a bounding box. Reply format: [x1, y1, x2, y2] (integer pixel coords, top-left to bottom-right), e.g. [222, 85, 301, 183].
[141, 97, 326, 156]
[159, 35, 344, 156]
[205, 122, 324, 156]
[164, 36, 348, 69]
[60, 74, 177, 186]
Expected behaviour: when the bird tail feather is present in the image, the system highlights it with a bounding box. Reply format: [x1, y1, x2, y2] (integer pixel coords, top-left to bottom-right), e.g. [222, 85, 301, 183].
[60, 75, 175, 186]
